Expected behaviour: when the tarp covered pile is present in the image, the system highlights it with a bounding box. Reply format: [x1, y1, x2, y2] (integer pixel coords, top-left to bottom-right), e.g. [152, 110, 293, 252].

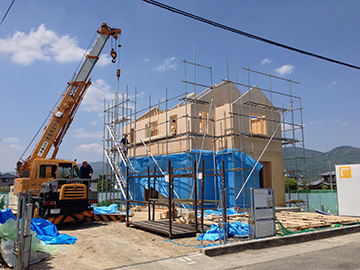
[0, 208, 76, 267]
[198, 221, 251, 241]
[0, 208, 77, 245]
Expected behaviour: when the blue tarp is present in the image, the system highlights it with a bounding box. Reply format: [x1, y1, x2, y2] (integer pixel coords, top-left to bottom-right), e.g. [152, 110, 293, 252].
[198, 221, 251, 241]
[0, 209, 16, 223]
[124, 149, 262, 208]
[93, 204, 119, 214]
[201, 207, 245, 217]
[0, 209, 76, 245]
[31, 218, 77, 245]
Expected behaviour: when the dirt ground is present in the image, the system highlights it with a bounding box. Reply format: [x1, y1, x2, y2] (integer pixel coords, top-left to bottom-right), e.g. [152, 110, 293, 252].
[30, 213, 211, 269]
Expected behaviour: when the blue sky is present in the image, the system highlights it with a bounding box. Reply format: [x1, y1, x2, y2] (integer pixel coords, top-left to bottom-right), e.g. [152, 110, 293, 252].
[0, 0, 359, 172]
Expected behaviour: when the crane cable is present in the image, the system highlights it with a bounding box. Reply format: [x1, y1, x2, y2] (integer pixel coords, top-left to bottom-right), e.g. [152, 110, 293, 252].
[0, 0, 16, 28]
[142, 0, 360, 71]
[18, 28, 100, 162]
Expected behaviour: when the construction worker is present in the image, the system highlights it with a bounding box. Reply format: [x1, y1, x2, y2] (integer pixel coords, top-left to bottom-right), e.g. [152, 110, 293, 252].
[120, 134, 129, 157]
[80, 161, 93, 179]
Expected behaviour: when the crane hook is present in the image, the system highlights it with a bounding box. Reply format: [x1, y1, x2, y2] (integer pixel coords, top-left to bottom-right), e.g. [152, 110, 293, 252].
[110, 48, 117, 63]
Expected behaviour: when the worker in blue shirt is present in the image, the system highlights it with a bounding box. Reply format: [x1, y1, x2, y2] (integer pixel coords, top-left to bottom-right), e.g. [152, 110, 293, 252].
[80, 161, 93, 179]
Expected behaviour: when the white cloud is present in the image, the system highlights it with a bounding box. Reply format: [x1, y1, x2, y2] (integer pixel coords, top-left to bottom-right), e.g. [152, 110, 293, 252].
[75, 143, 102, 155]
[9, 144, 23, 150]
[274, 65, 294, 75]
[2, 137, 20, 144]
[1, 137, 23, 151]
[90, 120, 98, 126]
[329, 81, 337, 87]
[0, 139, 24, 172]
[261, 58, 273, 65]
[144, 58, 150, 62]
[97, 54, 112, 67]
[72, 128, 102, 139]
[310, 119, 325, 125]
[154, 57, 177, 72]
[0, 24, 85, 65]
[82, 79, 114, 112]
[333, 120, 350, 126]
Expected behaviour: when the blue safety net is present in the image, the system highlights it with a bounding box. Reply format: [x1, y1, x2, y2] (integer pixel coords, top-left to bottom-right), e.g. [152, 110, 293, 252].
[124, 149, 262, 208]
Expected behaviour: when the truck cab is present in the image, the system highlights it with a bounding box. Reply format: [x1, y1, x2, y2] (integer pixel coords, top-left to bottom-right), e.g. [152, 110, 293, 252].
[14, 158, 98, 218]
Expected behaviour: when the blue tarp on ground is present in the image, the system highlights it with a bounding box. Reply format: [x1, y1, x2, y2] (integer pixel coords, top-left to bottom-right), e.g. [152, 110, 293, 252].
[0, 209, 76, 245]
[124, 149, 262, 208]
[31, 218, 77, 245]
[0, 209, 16, 223]
[93, 204, 120, 214]
[198, 221, 252, 241]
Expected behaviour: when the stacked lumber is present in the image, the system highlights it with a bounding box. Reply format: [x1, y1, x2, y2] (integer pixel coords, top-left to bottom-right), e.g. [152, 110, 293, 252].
[175, 212, 249, 226]
[174, 210, 360, 232]
[276, 211, 360, 231]
[174, 211, 195, 224]
[159, 208, 178, 219]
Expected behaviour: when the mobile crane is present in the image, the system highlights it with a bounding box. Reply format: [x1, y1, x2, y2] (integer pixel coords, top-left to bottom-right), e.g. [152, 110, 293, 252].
[14, 23, 121, 224]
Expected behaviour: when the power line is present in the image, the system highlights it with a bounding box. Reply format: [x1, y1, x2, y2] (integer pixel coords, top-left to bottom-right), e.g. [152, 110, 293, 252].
[0, 0, 16, 27]
[142, 0, 360, 71]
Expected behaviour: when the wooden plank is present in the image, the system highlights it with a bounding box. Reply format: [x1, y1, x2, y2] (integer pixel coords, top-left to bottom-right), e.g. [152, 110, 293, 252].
[276, 211, 360, 232]
[129, 220, 197, 238]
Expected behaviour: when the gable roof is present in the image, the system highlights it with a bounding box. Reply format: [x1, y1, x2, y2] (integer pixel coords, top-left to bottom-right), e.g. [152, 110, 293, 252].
[136, 106, 162, 121]
[173, 80, 242, 109]
[0, 173, 16, 179]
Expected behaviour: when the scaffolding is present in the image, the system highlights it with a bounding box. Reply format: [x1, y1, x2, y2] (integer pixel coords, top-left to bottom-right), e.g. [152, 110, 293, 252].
[101, 59, 306, 211]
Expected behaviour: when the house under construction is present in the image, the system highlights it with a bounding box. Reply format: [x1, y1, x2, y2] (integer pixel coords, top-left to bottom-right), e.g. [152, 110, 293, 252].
[102, 60, 305, 210]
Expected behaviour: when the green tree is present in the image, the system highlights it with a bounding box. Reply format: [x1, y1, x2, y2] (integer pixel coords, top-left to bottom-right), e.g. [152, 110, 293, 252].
[284, 177, 298, 191]
[93, 174, 115, 192]
[322, 185, 329, 190]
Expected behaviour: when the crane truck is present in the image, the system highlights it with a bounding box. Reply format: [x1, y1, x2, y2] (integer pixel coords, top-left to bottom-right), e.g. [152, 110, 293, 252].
[14, 23, 121, 224]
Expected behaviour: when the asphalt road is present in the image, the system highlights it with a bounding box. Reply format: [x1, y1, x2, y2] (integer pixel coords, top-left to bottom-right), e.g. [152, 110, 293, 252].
[216, 231, 360, 270]
[117, 231, 360, 270]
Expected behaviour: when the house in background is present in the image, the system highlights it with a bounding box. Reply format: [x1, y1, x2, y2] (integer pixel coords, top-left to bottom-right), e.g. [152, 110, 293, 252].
[310, 171, 336, 189]
[0, 173, 16, 188]
[123, 81, 286, 206]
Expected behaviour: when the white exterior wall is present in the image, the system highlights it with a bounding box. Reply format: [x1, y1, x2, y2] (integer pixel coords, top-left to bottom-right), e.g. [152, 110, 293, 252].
[336, 164, 360, 216]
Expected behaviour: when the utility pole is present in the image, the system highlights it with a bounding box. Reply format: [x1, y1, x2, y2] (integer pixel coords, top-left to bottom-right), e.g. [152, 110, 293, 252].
[325, 153, 333, 191]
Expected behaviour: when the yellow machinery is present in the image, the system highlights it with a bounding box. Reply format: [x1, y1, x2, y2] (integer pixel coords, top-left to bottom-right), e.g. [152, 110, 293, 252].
[14, 23, 121, 224]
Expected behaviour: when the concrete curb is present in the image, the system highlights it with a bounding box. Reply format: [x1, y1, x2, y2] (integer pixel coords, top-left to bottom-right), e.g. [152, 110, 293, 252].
[201, 224, 360, 257]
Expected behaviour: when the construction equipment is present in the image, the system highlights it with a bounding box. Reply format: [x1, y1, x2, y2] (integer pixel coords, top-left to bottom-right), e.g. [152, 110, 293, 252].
[14, 23, 121, 224]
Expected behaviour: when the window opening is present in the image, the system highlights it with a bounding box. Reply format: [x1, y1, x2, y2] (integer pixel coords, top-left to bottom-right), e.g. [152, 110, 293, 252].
[58, 163, 73, 179]
[250, 114, 267, 135]
[146, 121, 158, 138]
[73, 166, 80, 179]
[199, 112, 208, 133]
[170, 115, 177, 134]
[39, 165, 57, 178]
